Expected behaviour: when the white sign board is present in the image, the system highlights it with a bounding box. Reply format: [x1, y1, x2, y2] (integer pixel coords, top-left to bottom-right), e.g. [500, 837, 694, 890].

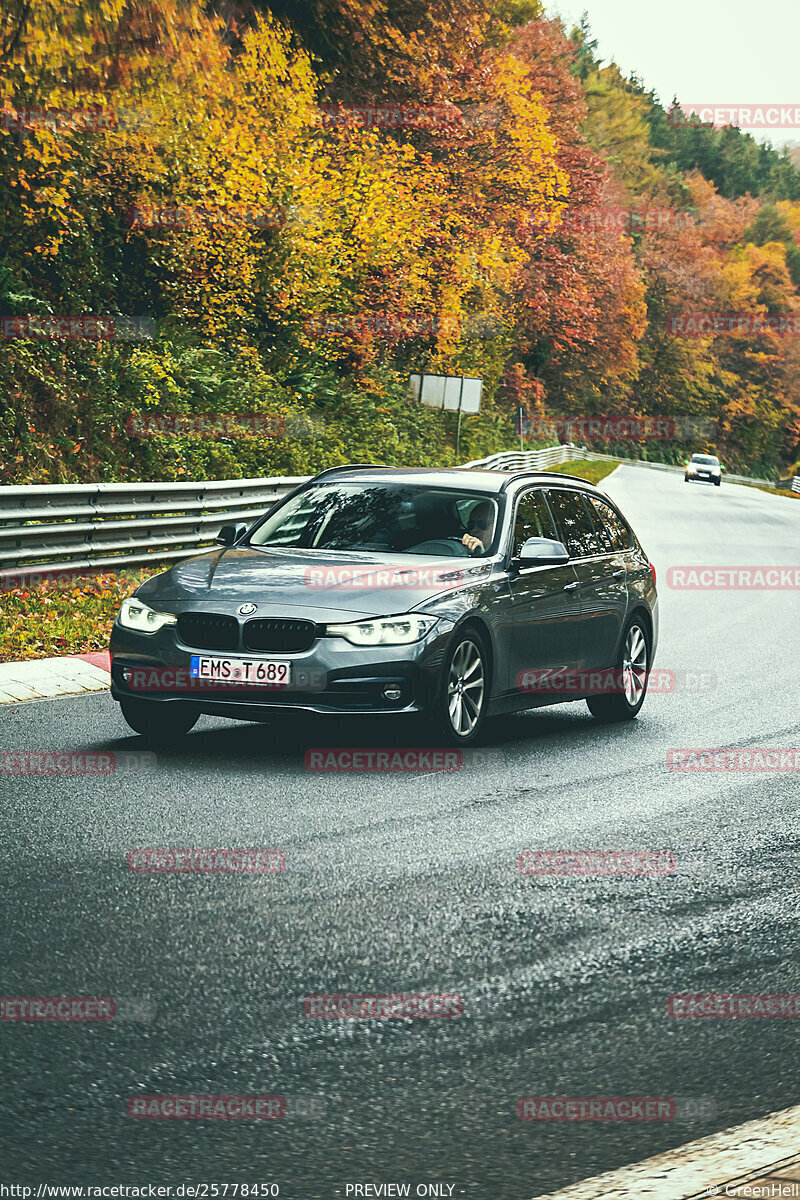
[409, 374, 482, 414]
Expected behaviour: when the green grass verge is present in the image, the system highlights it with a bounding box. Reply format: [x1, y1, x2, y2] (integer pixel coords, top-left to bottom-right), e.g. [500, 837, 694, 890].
[543, 458, 620, 485]
[734, 481, 800, 499]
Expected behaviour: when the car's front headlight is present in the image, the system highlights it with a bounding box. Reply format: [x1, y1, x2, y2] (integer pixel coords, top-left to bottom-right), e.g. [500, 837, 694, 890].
[118, 597, 177, 634]
[326, 614, 439, 646]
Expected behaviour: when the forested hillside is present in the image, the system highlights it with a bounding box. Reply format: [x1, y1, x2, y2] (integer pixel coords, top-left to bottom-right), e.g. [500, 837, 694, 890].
[2, 0, 799, 483]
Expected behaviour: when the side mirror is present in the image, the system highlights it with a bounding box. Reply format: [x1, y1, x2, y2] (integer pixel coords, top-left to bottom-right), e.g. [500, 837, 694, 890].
[517, 537, 570, 565]
[720, 465, 726, 472]
[215, 522, 247, 546]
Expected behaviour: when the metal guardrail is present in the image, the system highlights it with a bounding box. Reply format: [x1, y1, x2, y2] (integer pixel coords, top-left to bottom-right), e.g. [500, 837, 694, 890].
[461, 446, 573, 471]
[0, 477, 308, 576]
[0, 447, 577, 578]
[777, 475, 800, 493]
[1, 448, 796, 579]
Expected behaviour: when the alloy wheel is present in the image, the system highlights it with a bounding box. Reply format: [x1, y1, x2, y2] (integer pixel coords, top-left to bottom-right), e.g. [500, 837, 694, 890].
[621, 623, 648, 706]
[447, 638, 485, 737]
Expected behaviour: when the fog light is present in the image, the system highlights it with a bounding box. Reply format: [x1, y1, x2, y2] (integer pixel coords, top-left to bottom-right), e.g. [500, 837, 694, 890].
[382, 683, 403, 702]
[122, 667, 132, 682]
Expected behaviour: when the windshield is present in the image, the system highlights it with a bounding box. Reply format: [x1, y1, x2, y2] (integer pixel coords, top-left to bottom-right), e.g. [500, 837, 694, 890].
[248, 483, 502, 557]
[691, 455, 719, 465]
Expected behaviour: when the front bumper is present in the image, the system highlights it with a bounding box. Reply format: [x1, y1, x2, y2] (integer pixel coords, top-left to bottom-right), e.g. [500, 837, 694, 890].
[109, 621, 453, 718]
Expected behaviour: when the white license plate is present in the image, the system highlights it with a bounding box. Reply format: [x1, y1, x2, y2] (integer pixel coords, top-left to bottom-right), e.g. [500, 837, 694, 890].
[190, 655, 291, 686]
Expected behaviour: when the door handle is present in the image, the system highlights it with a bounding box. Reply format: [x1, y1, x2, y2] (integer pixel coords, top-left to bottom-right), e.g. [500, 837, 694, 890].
[612, 569, 625, 579]
[563, 581, 579, 591]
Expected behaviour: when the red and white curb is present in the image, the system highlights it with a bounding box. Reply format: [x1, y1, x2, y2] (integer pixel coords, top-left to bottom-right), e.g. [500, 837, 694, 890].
[0, 652, 110, 703]
[529, 1104, 800, 1199]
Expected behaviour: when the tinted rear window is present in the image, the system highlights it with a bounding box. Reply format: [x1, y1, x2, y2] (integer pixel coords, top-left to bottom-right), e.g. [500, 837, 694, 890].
[546, 489, 602, 558]
[589, 497, 632, 552]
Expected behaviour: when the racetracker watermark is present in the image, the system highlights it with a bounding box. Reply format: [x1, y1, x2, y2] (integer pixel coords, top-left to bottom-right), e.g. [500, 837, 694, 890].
[668, 994, 800, 1018]
[518, 850, 676, 875]
[304, 312, 499, 340]
[668, 104, 800, 129]
[2, 997, 115, 1021]
[304, 749, 463, 773]
[128, 848, 285, 873]
[122, 665, 327, 693]
[519, 414, 715, 441]
[562, 207, 696, 233]
[0, 106, 157, 134]
[520, 668, 717, 695]
[515, 667, 716, 695]
[127, 1095, 285, 1119]
[305, 994, 463, 1018]
[667, 313, 800, 336]
[673, 1095, 718, 1121]
[667, 567, 800, 589]
[1, 751, 155, 775]
[125, 412, 324, 439]
[521, 415, 676, 441]
[315, 103, 498, 130]
[304, 565, 466, 591]
[667, 748, 800, 772]
[518, 1097, 675, 1121]
[1, 315, 153, 340]
[112, 995, 158, 1022]
[0, 568, 102, 592]
[128, 203, 284, 231]
[284, 1094, 326, 1120]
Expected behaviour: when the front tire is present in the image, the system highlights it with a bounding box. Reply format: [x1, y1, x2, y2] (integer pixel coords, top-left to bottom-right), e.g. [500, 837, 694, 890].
[119, 698, 198, 745]
[714, 478, 721, 486]
[587, 616, 651, 722]
[436, 629, 489, 746]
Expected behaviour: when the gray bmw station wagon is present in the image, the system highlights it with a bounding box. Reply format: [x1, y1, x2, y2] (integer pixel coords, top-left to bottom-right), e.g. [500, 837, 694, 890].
[110, 465, 658, 745]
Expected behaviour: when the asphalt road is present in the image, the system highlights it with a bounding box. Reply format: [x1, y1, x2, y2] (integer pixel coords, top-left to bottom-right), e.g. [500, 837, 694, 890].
[2, 466, 800, 1199]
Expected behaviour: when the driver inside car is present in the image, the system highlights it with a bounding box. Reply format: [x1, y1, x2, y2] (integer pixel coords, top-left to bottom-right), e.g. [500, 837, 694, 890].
[399, 493, 497, 556]
[461, 500, 496, 554]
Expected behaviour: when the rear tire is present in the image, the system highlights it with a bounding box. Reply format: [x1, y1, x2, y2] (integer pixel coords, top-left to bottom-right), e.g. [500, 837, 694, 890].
[119, 698, 198, 745]
[587, 616, 651, 722]
[436, 628, 489, 746]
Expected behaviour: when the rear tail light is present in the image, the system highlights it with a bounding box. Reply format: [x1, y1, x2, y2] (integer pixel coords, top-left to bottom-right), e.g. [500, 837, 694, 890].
[649, 562, 657, 586]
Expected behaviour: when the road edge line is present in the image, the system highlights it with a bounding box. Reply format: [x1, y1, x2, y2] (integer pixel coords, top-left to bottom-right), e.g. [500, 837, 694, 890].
[528, 1104, 800, 1200]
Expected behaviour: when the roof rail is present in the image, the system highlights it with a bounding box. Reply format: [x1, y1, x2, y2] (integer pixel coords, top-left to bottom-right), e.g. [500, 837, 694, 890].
[499, 470, 598, 492]
[310, 463, 389, 482]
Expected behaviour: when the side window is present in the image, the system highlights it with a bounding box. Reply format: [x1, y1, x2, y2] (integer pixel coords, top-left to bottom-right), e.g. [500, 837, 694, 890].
[512, 489, 558, 557]
[589, 497, 632, 552]
[581, 496, 612, 552]
[546, 489, 602, 558]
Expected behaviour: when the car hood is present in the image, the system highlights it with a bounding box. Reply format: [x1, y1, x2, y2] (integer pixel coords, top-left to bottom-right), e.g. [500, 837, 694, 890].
[137, 545, 494, 620]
